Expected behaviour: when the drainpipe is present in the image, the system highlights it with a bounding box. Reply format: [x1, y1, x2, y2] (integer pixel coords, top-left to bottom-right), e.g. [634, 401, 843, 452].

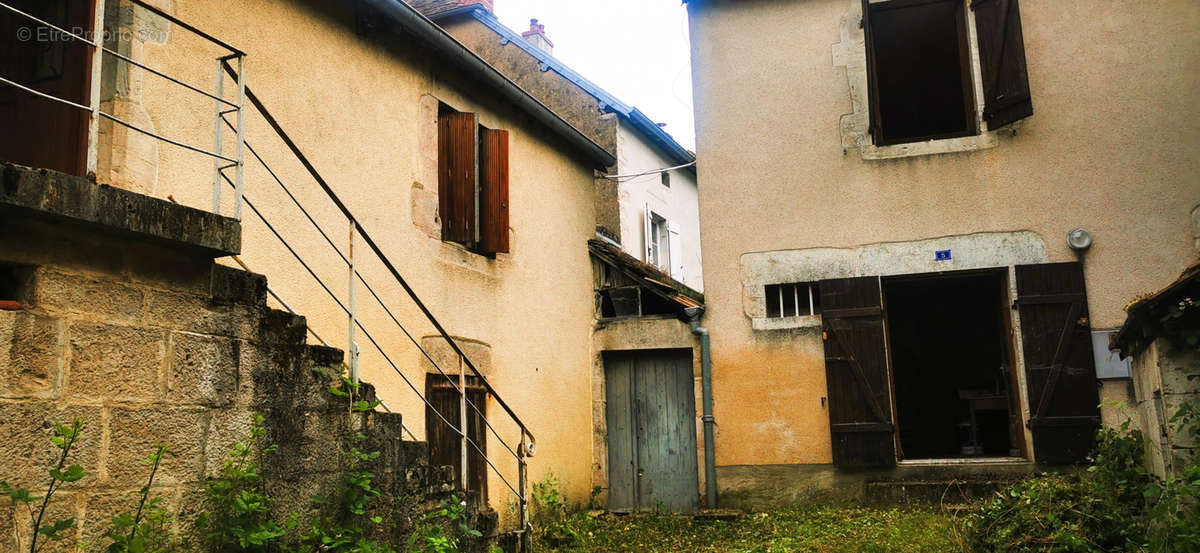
[685, 306, 718, 508]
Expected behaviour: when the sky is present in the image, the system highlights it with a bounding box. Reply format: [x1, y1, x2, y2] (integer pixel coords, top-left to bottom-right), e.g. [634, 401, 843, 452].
[492, 0, 696, 150]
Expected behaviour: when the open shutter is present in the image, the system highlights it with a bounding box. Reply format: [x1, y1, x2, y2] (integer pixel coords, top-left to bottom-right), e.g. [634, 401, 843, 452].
[643, 204, 653, 263]
[861, 0, 883, 143]
[1015, 262, 1100, 464]
[667, 221, 683, 281]
[820, 276, 896, 467]
[972, 0, 1033, 129]
[479, 129, 510, 254]
[438, 112, 478, 243]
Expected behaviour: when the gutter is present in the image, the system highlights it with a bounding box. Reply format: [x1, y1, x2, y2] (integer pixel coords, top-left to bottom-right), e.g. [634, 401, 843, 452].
[359, 0, 616, 169]
[685, 306, 718, 508]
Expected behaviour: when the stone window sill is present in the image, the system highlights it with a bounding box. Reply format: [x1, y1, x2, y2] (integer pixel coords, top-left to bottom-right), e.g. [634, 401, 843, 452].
[751, 314, 822, 331]
[860, 132, 999, 160]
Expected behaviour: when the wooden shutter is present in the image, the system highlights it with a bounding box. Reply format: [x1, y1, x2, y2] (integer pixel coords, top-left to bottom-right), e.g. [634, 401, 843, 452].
[861, 0, 883, 142]
[438, 112, 478, 243]
[478, 129, 510, 254]
[1015, 262, 1100, 464]
[425, 376, 489, 502]
[819, 276, 896, 467]
[971, 0, 1033, 129]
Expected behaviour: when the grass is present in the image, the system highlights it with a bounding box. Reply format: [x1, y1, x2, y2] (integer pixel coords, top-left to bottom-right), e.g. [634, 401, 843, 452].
[540, 504, 969, 553]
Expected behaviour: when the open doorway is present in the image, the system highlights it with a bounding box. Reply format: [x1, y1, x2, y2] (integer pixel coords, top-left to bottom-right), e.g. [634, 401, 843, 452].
[883, 270, 1023, 460]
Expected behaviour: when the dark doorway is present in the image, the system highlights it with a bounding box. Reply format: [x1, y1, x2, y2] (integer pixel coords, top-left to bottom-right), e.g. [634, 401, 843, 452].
[883, 270, 1020, 460]
[425, 374, 488, 504]
[0, 0, 96, 176]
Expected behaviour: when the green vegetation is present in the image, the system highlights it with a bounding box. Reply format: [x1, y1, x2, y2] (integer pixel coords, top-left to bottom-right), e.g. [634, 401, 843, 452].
[537, 504, 966, 553]
[104, 444, 177, 553]
[1, 418, 87, 553]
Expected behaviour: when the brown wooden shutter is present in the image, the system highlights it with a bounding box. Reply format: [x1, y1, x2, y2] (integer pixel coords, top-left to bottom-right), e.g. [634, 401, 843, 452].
[861, 0, 883, 143]
[425, 376, 489, 502]
[478, 129, 510, 254]
[438, 112, 478, 243]
[819, 276, 896, 467]
[971, 0, 1034, 129]
[1015, 262, 1100, 464]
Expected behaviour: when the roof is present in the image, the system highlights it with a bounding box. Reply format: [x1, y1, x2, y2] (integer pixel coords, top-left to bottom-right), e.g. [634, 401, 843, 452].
[1111, 259, 1200, 358]
[360, 0, 615, 168]
[588, 238, 704, 311]
[430, 5, 697, 170]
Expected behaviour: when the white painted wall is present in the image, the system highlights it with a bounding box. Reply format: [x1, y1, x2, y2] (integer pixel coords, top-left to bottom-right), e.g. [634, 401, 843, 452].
[615, 119, 703, 291]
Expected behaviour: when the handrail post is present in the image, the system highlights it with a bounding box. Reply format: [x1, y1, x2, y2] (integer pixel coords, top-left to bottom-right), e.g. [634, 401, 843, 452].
[233, 54, 247, 220]
[519, 435, 531, 552]
[348, 221, 359, 384]
[211, 58, 226, 214]
[86, 0, 107, 178]
[459, 353, 468, 493]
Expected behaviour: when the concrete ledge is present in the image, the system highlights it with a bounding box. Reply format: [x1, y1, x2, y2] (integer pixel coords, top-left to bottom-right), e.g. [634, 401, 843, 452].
[1, 163, 239, 257]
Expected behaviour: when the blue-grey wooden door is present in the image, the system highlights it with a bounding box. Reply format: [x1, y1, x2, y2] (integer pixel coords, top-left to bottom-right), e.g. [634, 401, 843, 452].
[604, 349, 699, 512]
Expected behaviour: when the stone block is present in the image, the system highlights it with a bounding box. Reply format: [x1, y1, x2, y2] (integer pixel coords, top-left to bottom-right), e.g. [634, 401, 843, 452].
[168, 332, 237, 407]
[10, 491, 79, 553]
[203, 408, 255, 480]
[210, 265, 267, 307]
[0, 310, 61, 398]
[67, 323, 165, 402]
[35, 269, 143, 322]
[78, 489, 179, 553]
[107, 407, 209, 486]
[0, 403, 102, 490]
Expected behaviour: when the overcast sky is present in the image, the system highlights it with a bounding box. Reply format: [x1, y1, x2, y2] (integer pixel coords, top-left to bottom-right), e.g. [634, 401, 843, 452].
[492, 1, 696, 151]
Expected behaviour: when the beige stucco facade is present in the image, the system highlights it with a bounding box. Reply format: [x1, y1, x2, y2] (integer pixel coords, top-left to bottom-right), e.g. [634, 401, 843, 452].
[85, 0, 612, 525]
[687, 0, 1200, 481]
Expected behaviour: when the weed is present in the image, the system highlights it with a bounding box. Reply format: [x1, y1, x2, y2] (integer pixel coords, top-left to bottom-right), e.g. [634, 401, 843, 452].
[103, 444, 175, 553]
[1, 418, 87, 553]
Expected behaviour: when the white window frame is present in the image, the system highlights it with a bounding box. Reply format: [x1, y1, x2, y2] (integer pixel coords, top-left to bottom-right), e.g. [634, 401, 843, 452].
[644, 206, 671, 273]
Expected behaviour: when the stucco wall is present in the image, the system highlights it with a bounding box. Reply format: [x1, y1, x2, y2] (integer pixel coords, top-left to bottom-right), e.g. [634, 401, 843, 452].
[92, 0, 600, 522]
[616, 120, 704, 290]
[688, 0, 1200, 467]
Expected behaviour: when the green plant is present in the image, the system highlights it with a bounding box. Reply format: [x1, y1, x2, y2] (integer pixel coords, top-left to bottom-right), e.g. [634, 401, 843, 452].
[1144, 399, 1200, 552]
[1, 418, 87, 553]
[406, 495, 481, 553]
[197, 413, 293, 552]
[532, 474, 581, 548]
[104, 444, 175, 553]
[301, 430, 393, 553]
[588, 485, 603, 511]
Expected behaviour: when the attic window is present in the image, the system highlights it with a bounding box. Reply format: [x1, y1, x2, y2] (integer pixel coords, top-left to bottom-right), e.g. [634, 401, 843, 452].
[765, 283, 821, 318]
[661, 172, 670, 187]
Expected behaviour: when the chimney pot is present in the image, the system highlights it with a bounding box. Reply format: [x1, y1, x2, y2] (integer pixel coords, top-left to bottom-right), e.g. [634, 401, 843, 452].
[521, 16, 554, 54]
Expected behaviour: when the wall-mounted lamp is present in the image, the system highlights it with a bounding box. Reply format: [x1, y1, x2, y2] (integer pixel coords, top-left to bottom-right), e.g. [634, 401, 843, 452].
[1067, 228, 1093, 252]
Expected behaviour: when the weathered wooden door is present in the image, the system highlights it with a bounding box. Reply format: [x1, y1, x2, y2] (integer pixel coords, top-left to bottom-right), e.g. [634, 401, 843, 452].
[604, 349, 699, 512]
[1015, 262, 1101, 464]
[819, 276, 896, 467]
[426, 375, 488, 503]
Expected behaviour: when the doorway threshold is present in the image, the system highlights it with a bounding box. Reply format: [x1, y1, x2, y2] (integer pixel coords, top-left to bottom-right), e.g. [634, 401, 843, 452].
[898, 457, 1029, 467]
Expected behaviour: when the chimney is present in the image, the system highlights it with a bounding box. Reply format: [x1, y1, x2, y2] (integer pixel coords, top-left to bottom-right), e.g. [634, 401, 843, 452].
[407, 0, 494, 18]
[521, 18, 554, 54]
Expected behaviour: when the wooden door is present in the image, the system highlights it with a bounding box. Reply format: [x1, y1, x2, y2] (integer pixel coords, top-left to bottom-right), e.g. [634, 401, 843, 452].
[604, 349, 699, 512]
[819, 276, 896, 467]
[426, 375, 488, 503]
[0, 0, 94, 176]
[1015, 262, 1100, 464]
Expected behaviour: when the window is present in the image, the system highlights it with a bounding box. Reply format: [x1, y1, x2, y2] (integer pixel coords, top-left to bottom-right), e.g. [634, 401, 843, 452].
[0, 263, 33, 310]
[862, 0, 1033, 146]
[765, 282, 821, 318]
[646, 211, 670, 271]
[438, 104, 510, 255]
[661, 171, 670, 187]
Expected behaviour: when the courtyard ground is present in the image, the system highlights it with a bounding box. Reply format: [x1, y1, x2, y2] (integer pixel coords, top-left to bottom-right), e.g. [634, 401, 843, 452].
[539, 503, 968, 553]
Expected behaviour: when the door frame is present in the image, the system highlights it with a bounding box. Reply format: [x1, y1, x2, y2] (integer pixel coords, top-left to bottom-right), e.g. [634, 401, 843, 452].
[878, 266, 1031, 462]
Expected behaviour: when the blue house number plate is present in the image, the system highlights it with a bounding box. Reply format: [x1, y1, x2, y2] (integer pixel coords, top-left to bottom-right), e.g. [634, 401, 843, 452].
[935, 250, 952, 261]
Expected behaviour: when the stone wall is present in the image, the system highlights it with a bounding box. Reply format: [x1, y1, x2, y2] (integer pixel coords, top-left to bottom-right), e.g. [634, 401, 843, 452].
[0, 166, 487, 552]
[1131, 339, 1200, 480]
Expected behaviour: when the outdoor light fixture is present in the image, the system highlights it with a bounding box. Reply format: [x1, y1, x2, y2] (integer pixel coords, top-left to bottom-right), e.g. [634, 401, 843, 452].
[1067, 228, 1093, 251]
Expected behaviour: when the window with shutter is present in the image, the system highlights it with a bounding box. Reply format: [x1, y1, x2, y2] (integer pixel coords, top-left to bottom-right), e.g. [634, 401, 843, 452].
[860, 0, 1032, 147]
[437, 105, 513, 256]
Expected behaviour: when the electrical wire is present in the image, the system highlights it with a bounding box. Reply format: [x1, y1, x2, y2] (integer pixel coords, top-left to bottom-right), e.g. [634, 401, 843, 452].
[600, 160, 696, 181]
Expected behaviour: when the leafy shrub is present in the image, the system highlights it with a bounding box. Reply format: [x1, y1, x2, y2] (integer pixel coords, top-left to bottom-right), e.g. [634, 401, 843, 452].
[405, 495, 483, 553]
[1144, 400, 1200, 553]
[1, 419, 87, 553]
[965, 423, 1149, 553]
[104, 444, 176, 553]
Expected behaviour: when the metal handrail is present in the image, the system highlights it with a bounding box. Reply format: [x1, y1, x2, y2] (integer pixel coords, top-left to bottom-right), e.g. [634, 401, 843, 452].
[219, 61, 534, 537]
[0, 0, 246, 219]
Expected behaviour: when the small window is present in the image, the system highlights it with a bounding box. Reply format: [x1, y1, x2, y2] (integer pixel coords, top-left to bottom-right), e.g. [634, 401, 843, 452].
[438, 104, 510, 255]
[765, 282, 821, 318]
[647, 212, 671, 271]
[0, 263, 34, 310]
[661, 171, 671, 187]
